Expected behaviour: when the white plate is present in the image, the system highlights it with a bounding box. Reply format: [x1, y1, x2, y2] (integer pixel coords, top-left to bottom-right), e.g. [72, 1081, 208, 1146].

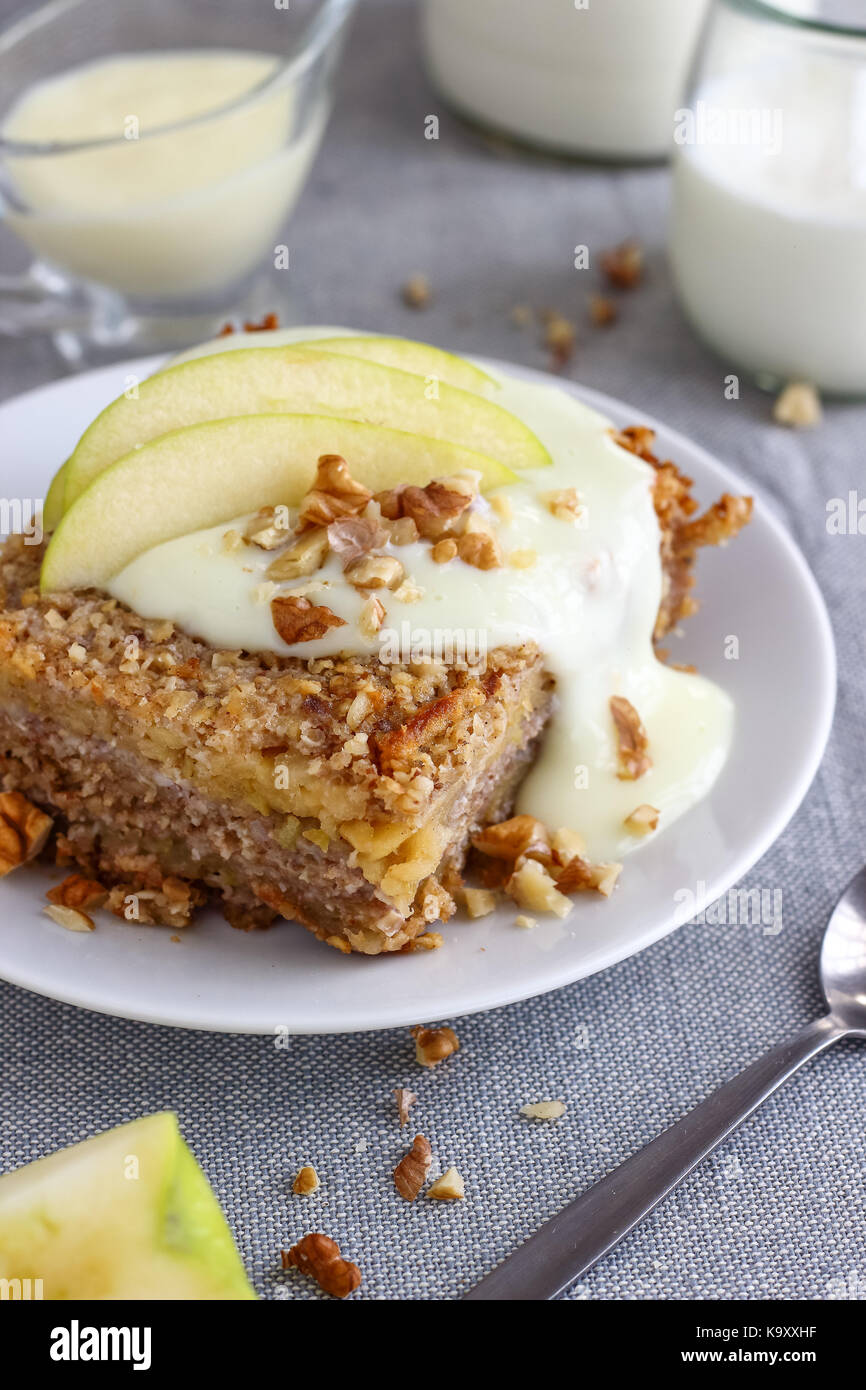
[0, 356, 836, 1033]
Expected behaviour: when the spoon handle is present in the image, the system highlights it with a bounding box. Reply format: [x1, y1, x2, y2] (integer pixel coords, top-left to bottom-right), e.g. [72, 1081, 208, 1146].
[463, 1014, 843, 1300]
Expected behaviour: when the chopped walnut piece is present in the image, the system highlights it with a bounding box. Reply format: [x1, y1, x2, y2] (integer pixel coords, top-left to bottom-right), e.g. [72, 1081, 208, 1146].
[327, 515, 389, 568]
[358, 595, 386, 638]
[344, 554, 404, 591]
[588, 292, 618, 326]
[427, 1167, 465, 1201]
[46, 874, 108, 911]
[624, 804, 660, 835]
[266, 528, 329, 582]
[544, 487, 585, 524]
[244, 505, 291, 550]
[411, 1024, 460, 1068]
[402, 272, 431, 308]
[281, 1233, 361, 1299]
[400, 480, 474, 540]
[551, 827, 588, 864]
[393, 579, 424, 603]
[43, 903, 95, 933]
[394, 1134, 432, 1201]
[292, 1165, 321, 1196]
[514, 914, 538, 929]
[386, 515, 419, 546]
[520, 1100, 566, 1121]
[542, 311, 576, 369]
[552, 855, 596, 893]
[600, 239, 644, 289]
[472, 815, 551, 863]
[610, 694, 652, 780]
[0, 792, 52, 878]
[457, 528, 503, 571]
[773, 380, 822, 428]
[587, 861, 622, 897]
[507, 860, 573, 919]
[432, 538, 458, 564]
[297, 454, 372, 529]
[463, 886, 497, 919]
[271, 595, 347, 644]
[393, 1088, 418, 1129]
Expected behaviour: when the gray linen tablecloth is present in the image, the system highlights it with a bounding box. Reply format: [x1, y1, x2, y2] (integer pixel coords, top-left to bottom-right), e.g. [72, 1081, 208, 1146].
[0, 0, 863, 1301]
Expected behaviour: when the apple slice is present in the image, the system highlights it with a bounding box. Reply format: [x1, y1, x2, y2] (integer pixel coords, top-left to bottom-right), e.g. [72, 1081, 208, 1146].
[42, 412, 516, 593]
[62, 347, 548, 510]
[0, 1113, 256, 1299]
[169, 327, 496, 395]
[42, 462, 67, 531]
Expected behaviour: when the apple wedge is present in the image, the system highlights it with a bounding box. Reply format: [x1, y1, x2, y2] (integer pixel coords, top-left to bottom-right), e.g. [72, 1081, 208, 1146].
[61, 347, 548, 509]
[0, 1113, 256, 1299]
[42, 462, 67, 531]
[42, 413, 517, 593]
[169, 328, 496, 395]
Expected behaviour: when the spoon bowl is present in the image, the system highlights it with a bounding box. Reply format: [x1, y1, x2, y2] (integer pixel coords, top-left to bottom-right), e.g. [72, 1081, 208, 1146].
[820, 866, 866, 1036]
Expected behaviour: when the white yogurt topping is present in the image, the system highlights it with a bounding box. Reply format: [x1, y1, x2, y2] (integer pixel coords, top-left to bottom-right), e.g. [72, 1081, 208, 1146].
[108, 357, 733, 861]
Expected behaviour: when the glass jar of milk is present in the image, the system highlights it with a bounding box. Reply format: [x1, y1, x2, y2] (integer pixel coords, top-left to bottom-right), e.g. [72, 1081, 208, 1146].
[670, 0, 866, 395]
[0, 0, 355, 364]
[421, 0, 711, 160]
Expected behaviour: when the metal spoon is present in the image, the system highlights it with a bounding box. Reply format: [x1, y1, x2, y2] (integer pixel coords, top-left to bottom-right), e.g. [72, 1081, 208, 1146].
[464, 866, 866, 1301]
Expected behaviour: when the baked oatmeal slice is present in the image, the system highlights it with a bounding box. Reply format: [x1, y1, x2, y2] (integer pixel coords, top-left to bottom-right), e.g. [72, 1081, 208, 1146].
[0, 536, 552, 953]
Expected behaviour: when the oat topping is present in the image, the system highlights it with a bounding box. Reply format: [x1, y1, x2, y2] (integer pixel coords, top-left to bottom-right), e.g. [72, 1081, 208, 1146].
[394, 1134, 432, 1201]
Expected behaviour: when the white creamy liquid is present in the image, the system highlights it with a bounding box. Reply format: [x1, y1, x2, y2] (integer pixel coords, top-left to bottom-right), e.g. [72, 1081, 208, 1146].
[670, 61, 866, 393]
[2, 51, 326, 299]
[422, 0, 710, 159]
[108, 354, 733, 861]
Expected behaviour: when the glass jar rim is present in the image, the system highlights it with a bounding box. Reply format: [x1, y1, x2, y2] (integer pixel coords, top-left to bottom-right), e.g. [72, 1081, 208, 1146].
[721, 0, 866, 41]
[0, 0, 357, 158]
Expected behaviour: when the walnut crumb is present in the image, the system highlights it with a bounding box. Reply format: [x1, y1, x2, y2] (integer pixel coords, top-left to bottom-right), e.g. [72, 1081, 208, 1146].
[393, 1087, 418, 1129]
[508, 548, 537, 569]
[610, 695, 652, 780]
[411, 1024, 460, 1068]
[271, 594, 346, 644]
[431, 538, 458, 564]
[773, 381, 822, 428]
[507, 860, 572, 919]
[520, 1100, 567, 1121]
[463, 886, 497, 919]
[344, 553, 404, 591]
[292, 1165, 320, 1196]
[514, 914, 537, 929]
[600, 239, 644, 289]
[46, 874, 107, 911]
[394, 1134, 432, 1201]
[281, 1233, 361, 1298]
[624, 804, 659, 835]
[402, 273, 431, 308]
[358, 595, 386, 638]
[544, 488, 585, 524]
[0, 791, 53, 878]
[542, 311, 576, 370]
[588, 292, 618, 326]
[427, 1167, 465, 1201]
